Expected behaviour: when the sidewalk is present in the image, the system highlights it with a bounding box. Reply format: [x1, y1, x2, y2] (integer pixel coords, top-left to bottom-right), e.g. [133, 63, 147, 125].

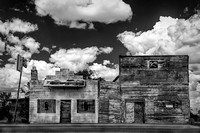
[0, 123, 200, 133]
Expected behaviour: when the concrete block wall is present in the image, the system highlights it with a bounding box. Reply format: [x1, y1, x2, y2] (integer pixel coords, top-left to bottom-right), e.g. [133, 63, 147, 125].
[29, 69, 99, 123]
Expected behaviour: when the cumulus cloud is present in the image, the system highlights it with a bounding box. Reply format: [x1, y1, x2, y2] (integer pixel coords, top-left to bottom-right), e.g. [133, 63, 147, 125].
[7, 35, 40, 54]
[0, 19, 39, 60]
[0, 60, 59, 90]
[0, 38, 5, 55]
[52, 45, 57, 49]
[190, 93, 200, 113]
[6, 35, 40, 59]
[56, 21, 95, 29]
[0, 18, 41, 90]
[23, 60, 59, 80]
[42, 46, 51, 53]
[22, 37, 40, 54]
[0, 18, 40, 90]
[35, 0, 132, 29]
[189, 70, 200, 91]
[49, 46, 113, 72]
[0, 64, 29, 90]
[0, 18, 38, 35]
[117, 13, 200, 63]
[99, 47, 113, 54]
[103, 60, 111, 65]
[7, 44, 32, 60]
[7, 34, 20, 44]
[0, 57, 118, 90]
[0, 58, 119, 90]
[190, 64, 200, 75]
[89, 62, 119, 81]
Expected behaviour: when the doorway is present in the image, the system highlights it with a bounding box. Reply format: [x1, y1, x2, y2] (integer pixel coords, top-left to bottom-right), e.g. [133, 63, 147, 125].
[134, 102, 145, 123]
[60, 100, 71, 123]
[125, 100, 145, 123]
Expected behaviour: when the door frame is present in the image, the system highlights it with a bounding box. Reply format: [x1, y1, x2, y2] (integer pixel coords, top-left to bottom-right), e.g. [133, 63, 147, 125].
[124, 99, 145, 123]
[60, 99, 71, 123]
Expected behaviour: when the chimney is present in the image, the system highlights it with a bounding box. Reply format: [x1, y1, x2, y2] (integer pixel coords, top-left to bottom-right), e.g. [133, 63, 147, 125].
[31, 65, 38, 80]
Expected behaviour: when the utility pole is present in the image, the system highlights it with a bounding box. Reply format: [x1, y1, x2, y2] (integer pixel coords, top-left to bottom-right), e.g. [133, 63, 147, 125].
[14, 55, 27, 123]
[14, 67, 22, 123]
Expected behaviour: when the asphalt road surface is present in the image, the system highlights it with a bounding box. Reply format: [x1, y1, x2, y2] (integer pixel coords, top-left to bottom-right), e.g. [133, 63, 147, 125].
[0, 124, 200, 133]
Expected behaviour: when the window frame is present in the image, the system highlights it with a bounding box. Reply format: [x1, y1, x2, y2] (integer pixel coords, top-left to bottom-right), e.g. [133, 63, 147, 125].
[37, 99, 56, 113]
[77, 99, 95, 113]
[148, 60, 159, 69]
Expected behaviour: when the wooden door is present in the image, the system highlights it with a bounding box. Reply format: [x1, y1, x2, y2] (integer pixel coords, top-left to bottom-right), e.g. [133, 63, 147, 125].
[134, 102, 144, 123]
[125, 101, 135, 123]
[60, 100, 71, 123]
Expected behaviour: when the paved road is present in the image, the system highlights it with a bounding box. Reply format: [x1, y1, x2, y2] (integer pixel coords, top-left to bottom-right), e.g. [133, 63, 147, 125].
[0, 124, 200, 133]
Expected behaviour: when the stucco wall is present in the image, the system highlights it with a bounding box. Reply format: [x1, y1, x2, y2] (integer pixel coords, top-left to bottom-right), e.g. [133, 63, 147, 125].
[29, 80, 98, 123]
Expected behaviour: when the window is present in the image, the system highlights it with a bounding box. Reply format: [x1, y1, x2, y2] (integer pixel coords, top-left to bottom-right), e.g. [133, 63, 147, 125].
[149, 61, 158, 68]
[77, 100, 95, 113]
[37, 99, 56, 113]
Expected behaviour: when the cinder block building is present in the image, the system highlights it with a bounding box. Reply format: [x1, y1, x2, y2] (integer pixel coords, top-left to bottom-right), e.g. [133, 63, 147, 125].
[29, 67, 98, 123]
[29, 55, 190, 124]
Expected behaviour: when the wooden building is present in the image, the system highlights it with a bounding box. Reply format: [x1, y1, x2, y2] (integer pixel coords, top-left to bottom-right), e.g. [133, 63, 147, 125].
[29, 55, 190, 124]
[99, 55, 190, 124]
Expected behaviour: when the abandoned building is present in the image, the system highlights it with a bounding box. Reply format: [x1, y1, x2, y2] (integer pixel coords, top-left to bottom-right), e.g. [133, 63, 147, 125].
[29, 55, 190, 124]
[29, 67, 98, 123]
[99, 55, 190, 124]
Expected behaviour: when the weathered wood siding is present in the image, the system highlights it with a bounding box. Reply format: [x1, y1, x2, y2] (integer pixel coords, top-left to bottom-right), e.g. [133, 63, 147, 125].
[98, 82, 121, 123]
[119, 55, 190, 124]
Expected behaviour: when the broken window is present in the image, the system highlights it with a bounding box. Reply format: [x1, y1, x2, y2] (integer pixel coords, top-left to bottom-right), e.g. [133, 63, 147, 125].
[37, 99, 56, 113]
[77, 100, 95, 113]
[149, 61, 158, 68]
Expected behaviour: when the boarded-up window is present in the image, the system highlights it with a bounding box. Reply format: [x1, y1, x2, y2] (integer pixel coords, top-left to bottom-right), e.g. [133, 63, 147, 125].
[77, 100, 95, 113]
[149, 61, 158, 68]
[37, 99, 56, 113]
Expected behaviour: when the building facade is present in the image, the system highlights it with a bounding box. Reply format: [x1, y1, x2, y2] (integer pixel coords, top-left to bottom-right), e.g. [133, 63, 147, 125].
[29, 55, 190, 124]
[29, 68, 98, 123]
[120, 55, 189, 123]
[98, 55, 190, 124]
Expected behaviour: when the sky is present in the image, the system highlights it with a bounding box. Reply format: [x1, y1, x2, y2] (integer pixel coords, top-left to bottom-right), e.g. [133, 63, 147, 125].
[0, 0, 200, 112]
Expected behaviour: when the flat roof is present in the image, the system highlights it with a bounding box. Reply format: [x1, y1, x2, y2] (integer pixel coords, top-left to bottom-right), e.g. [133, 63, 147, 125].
[119, 55, 189, 57]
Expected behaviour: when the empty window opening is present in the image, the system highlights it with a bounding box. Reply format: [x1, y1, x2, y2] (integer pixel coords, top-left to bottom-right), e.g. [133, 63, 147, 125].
[77, 100, 95, 113]
[149, 61, 158, 68]
[37, 99, 56, 113]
